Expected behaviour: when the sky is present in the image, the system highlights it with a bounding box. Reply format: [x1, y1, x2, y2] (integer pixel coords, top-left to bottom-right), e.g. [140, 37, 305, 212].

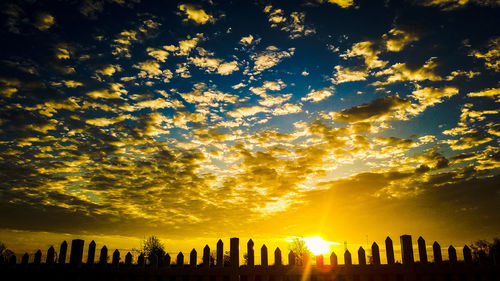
[0, 0, 499, 261]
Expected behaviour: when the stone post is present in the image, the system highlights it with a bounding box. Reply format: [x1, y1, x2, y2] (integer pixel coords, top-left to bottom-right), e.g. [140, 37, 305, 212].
[358, 247, 366, 265]
[164, 253, 171, 266]
[344, 250, 352, 265]
[288, 251, 295, 266]
[371, 242, 380, 265]
[59, 241, 67, 264]
[316, 255, 324, 266]
[177, 252, 184, 267]
[22, 253, 29, 266]
[138, 254, 145, 267]
[87, 240, 96, 265]
[217, 239, 223, 267]
[34, 250, 41, 265]
[99, 246, 108, 265]
[463, 245, 472, 264]
[190, 249, 197, 267]
[448, 246, 457, 263]
[433, 242, 442, 263]
[230, 238, 239, 268]
[400, 235, 414, 264]
[274, 247, 282, 266]
[261, 245, 268, 266]
[112, 249, 120, 267]
[417, 237, 427, 263]
[247, 239, 255, 267]
[385, 237, 395, 265]
[330, 251, 337, 266]
[125, 252, 132, 267]
[70, 239, 84, 267]
[46, 246, 55, 265]
[203, 245, 210, 267]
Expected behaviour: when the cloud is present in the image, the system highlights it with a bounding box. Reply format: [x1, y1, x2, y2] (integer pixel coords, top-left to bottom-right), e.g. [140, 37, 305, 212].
[240, 35, 257, 46]
[330, 95, 411, 123]
[228, 106, 268, 118]
[418, 0, 500, 10]
[445, 70, 480, 80]
[178, 3, 214, 24]
[112, 19, 160, 57]
[383, 27, 419, 52]
[323, 0, 355, 8]
[264, 6, 316, 39]
[272, 103, 302, 116]
[35, 13, 55, 31]
[96, 64, 121, 76]
[189, 57, 239, 75]
[179, 83, 238, 107]
[62, 80, 84, 88]
[177, 35, 203, 56]
[331, 65, 368, 84]
[134, 60, 173, 82]
[342, 41, 387, 69]
[87, 83, 127, 99]
[86, 114, 133, 127]
[470, 37, 500, 72]
[468, 88, 500, 102]
[251, 46, 295, 73]
[444, 134, 493, 150]
[147, 48, 169, 62]
[301, 88, 334, 102]
[373, 57, 442, 85]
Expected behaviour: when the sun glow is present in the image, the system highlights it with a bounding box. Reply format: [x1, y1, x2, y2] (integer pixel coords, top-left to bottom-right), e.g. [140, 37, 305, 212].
[302, 236, 338, 255]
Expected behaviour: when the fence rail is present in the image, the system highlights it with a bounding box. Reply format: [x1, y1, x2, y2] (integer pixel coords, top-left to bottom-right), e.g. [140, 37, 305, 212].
[1, 235, 500, 281]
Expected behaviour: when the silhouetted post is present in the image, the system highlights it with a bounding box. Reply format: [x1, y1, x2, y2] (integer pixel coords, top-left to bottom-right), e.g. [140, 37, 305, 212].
[151, 253, 158, 269]
[448, 246, 457, 263]
[274, 248, 282, 266]
[493, 250, 500, 266]
[125, 252, 132, 267]
[9, 255, 16, 265]
[433, 242, 442, 263]
[203, 245, 210, 267]
[59, 241, 67, 264]
[164, 253, 171, 266]
[288, 251, 295, 266]
[316, 255, 324, 266]
[302, 252, 310, 266]
[385, 237, 395, 265]
[261, 245, 268, 266]
[371, 242, 380, 265]
[217, 239, 223, 267]
[46, 246, 55, 265]
[247, 239, 255, 267]
[70, 239, 84, 267]
[418, 237, 427, 263]
[190, 249, 197, 267]
[177, 252, 184, 267]
[330, 251, 338, 266]
[99, 246, 108, 266]
[230, 238, 239, 268]
[358, 247, 366, 265]
[344, 250, 352, 265]
[22, 253, 29, 266]
[463, 245, 472, 264]
[34, 250, 41, 265]
[400, 235, 414, 264]
[112, 249, 120, 267]
[138, 254, 145, 267]
[87, 240, 96, 265]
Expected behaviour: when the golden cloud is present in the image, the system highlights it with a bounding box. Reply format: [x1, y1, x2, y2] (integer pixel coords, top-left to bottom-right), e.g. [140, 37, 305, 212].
[178, 4, 214, 24]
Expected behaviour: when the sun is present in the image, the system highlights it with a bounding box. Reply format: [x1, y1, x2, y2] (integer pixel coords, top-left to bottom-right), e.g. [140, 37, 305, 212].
[302, 236, 335, 256]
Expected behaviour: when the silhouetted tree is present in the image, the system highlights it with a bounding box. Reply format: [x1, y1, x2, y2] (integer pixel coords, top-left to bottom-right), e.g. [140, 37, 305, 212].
[209, 250, 230, 266]
[288, 238, 312, 265]
[0, 242, 14, 264]
[470, 238, 500, 264]
[139, 236, 165, 263]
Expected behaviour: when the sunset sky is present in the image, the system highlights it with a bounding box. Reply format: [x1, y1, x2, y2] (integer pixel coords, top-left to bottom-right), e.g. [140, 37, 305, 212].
[0, 0, 499, 261]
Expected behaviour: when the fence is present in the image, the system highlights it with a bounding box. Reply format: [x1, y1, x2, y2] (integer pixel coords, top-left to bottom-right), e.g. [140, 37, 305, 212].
[1, 235, 499, 281]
